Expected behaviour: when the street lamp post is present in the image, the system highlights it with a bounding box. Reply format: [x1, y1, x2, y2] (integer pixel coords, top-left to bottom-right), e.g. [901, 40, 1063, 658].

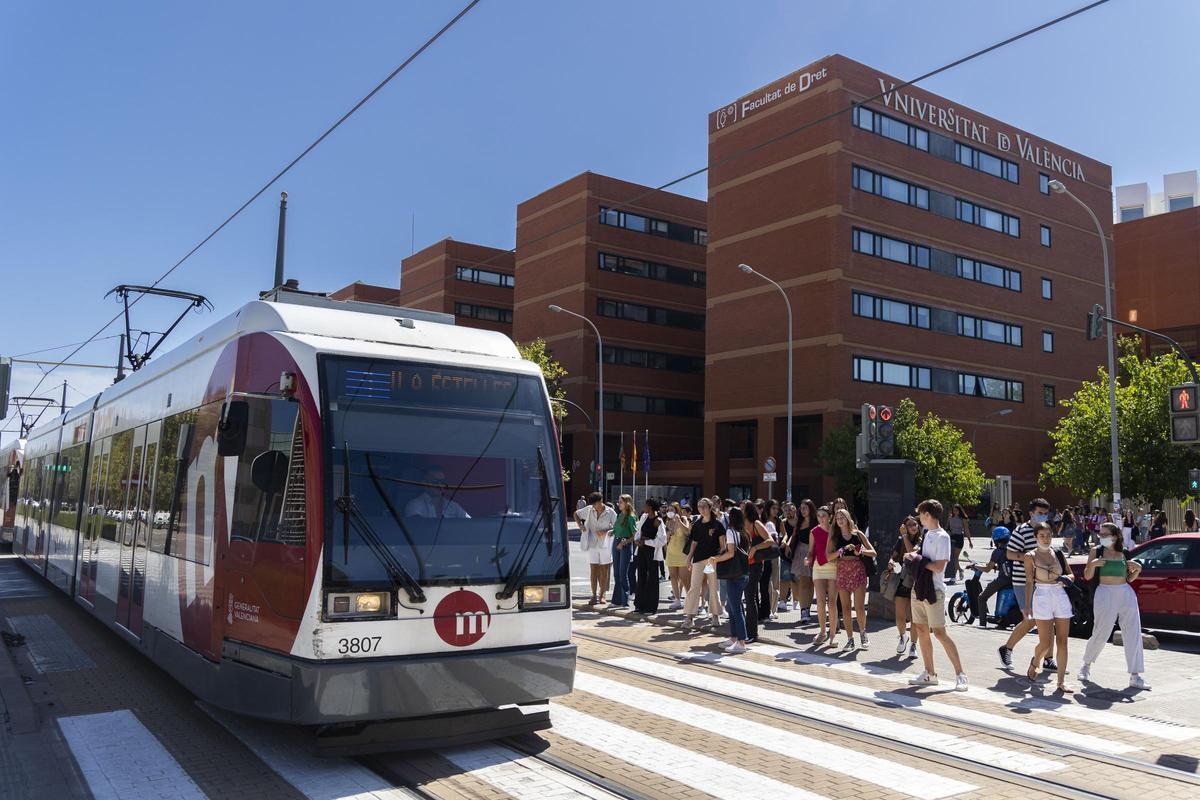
[737, 263, 793, 502]
[1048, 179, 1120, 512]
[971, 407, 1014, 449]
[549, 304, 605, 499]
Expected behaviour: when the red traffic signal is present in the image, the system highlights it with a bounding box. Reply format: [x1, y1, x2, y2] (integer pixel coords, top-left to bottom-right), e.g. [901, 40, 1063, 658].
[867, 404, 877, 421]
[1171, 385, 1198, 413]
[879, 405, 893, 422]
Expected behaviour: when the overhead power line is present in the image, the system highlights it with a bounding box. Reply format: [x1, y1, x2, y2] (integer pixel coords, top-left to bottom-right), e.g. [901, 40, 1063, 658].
[24, 0, 484, 401]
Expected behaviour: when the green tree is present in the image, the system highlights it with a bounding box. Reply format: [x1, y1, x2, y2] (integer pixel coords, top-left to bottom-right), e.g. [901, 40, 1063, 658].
[516, 339, 568, 422]
[1040, 337, 1196, 505]
[818, 398, 984, 507]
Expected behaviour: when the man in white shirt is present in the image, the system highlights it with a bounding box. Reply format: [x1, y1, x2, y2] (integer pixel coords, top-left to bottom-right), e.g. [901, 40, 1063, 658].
[904, 498, 968, 691]
[404, 468, 471, 519]
[575, 492, 616, 604]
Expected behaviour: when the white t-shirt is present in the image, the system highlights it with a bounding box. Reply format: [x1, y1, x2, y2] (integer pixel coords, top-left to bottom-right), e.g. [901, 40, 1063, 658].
[920, 526, 952, 595]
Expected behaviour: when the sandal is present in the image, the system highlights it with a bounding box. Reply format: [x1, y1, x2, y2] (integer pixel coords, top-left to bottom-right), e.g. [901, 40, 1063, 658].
[1027, 659, 1039, 682]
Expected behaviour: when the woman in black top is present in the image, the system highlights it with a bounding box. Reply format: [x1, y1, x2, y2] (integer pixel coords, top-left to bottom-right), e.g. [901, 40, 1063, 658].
[784, 499, 816, 622]
[1150, 510, 1169, 539]
[742, 501, 774, 642]
[634, 499, 667, 614]
[683, 498, 725, 629]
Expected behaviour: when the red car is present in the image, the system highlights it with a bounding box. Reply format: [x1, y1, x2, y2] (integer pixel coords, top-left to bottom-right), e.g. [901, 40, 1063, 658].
[1071, 533, 1200, 633]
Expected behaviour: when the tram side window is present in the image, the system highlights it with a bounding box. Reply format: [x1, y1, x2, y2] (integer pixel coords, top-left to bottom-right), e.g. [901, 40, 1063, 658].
[150, 415, 184, 554]
[101, 430, 134, 542]
[53, 444, 86, 530]
[230, 398, 304, 545]
[85, 448, 106, 539]
[168, 403, 216, 565]
[18, 458, 40, 517]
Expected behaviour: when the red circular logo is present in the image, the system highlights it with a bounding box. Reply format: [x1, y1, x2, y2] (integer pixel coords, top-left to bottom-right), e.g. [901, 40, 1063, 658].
[433, 590, 492, 647]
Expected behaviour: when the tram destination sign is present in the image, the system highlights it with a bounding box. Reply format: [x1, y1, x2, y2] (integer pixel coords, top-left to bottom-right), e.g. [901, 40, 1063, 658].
[331, 360, 524, 411]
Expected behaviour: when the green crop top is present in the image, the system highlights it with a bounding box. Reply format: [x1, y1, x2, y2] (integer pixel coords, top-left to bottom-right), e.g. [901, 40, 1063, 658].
[613, 514, 638, 540]
[1098, 558, 1127, 578]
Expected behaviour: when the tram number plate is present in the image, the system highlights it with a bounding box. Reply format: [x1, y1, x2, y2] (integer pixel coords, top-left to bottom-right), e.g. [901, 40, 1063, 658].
[337, 636, 382, 655]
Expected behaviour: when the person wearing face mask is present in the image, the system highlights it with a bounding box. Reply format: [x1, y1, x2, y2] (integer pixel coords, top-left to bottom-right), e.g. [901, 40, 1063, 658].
[1022, 521, 1076, 692]
[1078, 522, 1150, 690]
[998, 498, 1057, 672]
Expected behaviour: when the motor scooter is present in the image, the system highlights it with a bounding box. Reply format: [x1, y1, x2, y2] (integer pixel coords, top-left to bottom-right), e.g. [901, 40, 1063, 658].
[947, 563, 1021, 628]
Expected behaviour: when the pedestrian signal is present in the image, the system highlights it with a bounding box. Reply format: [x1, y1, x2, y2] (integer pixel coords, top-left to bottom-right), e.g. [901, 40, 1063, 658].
[877, 405, 895, 457]
[1189, 469, 1200, 493]
[1171, 384, 1200, 445]
[1086, 304, 1105, 341]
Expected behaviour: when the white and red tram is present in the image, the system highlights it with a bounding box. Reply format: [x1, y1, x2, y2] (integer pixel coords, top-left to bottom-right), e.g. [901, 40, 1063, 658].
[11, 288, 574, 750]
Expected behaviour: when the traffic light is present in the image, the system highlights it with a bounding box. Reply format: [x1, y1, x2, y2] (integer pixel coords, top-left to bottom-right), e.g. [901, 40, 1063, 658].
[877, 405, 895, 457]
[1189, 469, 1200, 494]
[1086, 304, 1105, 341]
[861, 403, 878, 457]
[1170, 384, 1200, 445]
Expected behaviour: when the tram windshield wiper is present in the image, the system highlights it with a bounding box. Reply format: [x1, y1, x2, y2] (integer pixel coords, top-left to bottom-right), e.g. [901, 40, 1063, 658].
[497, 446, 558, 600]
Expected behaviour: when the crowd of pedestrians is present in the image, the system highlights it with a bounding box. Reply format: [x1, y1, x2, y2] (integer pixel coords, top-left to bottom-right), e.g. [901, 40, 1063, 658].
[577, 491, 1155, 692]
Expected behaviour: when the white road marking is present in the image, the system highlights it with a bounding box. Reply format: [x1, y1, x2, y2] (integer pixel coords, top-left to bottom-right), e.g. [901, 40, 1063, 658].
[575, 670, 975, 799]
[58, 710, 207, 800]
[678, 650, 1138, 753]
[601, 657, 1062, 775]
[201, 705, 412, 799]
[438, 743, 621, 799]
[549, 704, 828, 800]
[752, 643, 1198, 742]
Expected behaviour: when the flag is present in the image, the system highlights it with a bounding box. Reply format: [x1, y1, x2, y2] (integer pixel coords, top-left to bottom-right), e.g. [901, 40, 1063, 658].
[643, 429, 650, 475]
[619, 432, 626, 473]
[630, 431, 638, 477]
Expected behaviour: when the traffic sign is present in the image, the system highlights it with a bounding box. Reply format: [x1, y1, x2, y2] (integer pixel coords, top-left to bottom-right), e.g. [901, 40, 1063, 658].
[763, 472, 777, 482]
[1170, 384, 1200, 445]
[764, 456, 776, 472]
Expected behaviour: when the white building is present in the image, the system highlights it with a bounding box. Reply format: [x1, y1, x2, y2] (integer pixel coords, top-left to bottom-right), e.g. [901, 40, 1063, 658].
[1114, 170, 1198, 222]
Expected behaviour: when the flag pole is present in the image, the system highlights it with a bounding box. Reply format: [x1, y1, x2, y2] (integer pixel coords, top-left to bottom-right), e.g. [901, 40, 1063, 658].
[619, 431, 625, 500]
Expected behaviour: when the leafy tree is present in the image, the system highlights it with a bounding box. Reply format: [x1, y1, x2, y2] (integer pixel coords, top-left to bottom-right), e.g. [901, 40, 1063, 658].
[1041, 337, 1197, 505]
[818, 398, 984, 507]
[516, 339, 568, 422]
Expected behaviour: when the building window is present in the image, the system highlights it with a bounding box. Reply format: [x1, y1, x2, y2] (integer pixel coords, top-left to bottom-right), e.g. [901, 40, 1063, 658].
[1120, 206, 1145, 222]
[955, 198, 1020, 237]
[958, 314, 1023, 347]
[954, 142, 1019, 183]
[1169, 195, 1195, 212]
[598, 207, 707, 247]
[1040, 225, 1052, 247]
[852, 165, 929, 210]
[455, 266, 514, 288]
[1044, 385, 1056, 407]
[597, 252, 705, 288]
[596, 298, 705, 331]
[851, 228, 930, 268]
[852, 106, 929, 151]
[853, 356, 931, 390]
[852, 291, 930, 329]
[454, 302, 512, 323]
[601, 345, 704, 373]
[959, 372, 1024, 402]
[1041, 277, 1052, 300]
[1039, 173, 1050, 194]
[600, 391, 702, 417]
[1043, 330, 1054, 353]
[957, 257, 1022, 292]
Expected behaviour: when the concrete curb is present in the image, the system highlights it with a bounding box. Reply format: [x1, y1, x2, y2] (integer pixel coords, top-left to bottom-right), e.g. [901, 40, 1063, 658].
[572, 599, 810, 650]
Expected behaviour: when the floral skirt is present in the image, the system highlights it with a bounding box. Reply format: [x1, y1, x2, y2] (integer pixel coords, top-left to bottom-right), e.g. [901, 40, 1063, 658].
[836, 556, 867, 592]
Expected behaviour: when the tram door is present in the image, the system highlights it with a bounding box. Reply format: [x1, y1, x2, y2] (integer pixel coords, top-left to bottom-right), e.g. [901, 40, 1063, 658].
[80, 438, 110, 605]
[116, 426, 148, 634]
[128, 423, 158, 636]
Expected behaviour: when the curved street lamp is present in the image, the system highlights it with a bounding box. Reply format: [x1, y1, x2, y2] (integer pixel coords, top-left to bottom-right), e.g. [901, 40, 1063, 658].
[549, 304, 605, 497]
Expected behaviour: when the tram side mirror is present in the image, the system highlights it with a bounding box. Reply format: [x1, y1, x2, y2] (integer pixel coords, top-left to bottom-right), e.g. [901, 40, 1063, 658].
[251, 450, 289, 495]
[217, 400, 249, 457]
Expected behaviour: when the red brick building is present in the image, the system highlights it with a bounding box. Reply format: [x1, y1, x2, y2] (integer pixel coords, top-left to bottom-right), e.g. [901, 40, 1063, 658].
[513, 172, 708, 501]
[703, 54, 1112, 504]
[1115, 205, 1200, 359]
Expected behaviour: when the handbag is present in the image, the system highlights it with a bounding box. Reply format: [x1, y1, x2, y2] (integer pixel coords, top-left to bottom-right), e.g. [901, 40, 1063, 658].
[756, 542, 781, 561]
[716, 544, 749, 580]
[880, 568, 901, 601]
[859, 553, 877, 576]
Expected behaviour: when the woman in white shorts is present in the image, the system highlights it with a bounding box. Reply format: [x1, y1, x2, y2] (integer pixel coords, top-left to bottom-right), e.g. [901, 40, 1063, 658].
[576, 492, 615, 604]
[1023, 521, 1075, 692]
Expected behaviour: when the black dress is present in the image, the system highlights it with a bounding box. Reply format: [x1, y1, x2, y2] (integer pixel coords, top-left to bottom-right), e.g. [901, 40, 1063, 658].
[634, 516, 661, 614]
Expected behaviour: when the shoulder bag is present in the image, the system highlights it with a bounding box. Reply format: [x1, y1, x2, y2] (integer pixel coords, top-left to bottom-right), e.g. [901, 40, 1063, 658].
[755, 525, 781, 561]
[880, 567, 901, 601]
[716, 538, 749, 580]
[1054, 549, 1085, 613]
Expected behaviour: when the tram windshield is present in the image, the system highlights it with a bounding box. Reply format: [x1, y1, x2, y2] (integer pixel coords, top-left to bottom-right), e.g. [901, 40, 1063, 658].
[321, 357, 567, 590]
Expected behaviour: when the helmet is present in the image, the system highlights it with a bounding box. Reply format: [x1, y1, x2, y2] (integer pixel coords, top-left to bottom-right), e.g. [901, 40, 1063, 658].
[991, 525, 1010, 544]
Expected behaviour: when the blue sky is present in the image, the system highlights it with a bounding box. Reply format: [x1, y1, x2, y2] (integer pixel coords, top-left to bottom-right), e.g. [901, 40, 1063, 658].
[1, 0, 1195, 441]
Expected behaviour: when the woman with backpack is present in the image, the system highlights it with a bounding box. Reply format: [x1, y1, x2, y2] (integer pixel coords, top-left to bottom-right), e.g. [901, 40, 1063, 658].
[742, 501, 776, 642]
[887, 516, 921, 657]
[1023, 521, 1077, 692]
[1078, 522, 1149, 690]
[708, 506, 750, 654]
[827, 508, 875, 649]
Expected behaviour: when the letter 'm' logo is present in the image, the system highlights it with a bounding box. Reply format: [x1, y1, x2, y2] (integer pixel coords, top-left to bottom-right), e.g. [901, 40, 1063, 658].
[433, 590, 492, 647]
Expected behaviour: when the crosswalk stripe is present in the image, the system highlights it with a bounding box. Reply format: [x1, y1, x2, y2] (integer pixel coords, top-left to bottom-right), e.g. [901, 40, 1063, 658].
[601, 657, 1063, 775]
[58, 710, 207, 800]
[751, 643, 1197, 742]
[674, 650, 1138, 754]
[438, 743, 622, 799]
[550, 704, 828, 800]
[575, 670, 976, 799]
[201, 705, 413, 799]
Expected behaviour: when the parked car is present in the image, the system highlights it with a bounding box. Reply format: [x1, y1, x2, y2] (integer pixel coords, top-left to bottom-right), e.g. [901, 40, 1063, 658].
[1069, 532, 1200, 633]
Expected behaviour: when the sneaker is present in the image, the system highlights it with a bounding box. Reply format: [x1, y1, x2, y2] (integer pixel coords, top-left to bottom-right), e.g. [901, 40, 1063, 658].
[896, 634, 909, 655]
[998, 645, 1014, 669]
[800, 609, 811, 624]
[860, 632, 870, 648]
[954, 673, 969, 692]
[719, 637, 736, 648]
[682, 617, 694, 630]
[777, 601, 789, 613]
[1078, 663, 1091, 682]
[909, 641, 918, 658]
[710, 615, 721, 627]
[908, 671, 938, 686]
[946, 579, 957, 586]
[724, 642, 747, 654]
[1129, 674, 1151, 690]
[1043, 657, 1058, 671]
[669, 601, 683, 611]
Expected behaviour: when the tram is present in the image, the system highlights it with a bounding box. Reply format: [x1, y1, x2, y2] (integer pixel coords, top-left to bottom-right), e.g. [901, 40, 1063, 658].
[10, 287, 574, 751]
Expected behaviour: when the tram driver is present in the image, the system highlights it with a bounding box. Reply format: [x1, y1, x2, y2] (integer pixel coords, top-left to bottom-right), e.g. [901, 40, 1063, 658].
[405, 467, 471, 519]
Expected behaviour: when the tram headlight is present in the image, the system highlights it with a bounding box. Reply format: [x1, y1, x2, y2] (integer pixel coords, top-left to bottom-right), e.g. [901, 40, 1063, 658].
[325, 591, 391, 619]
[520, 584, 567, 609]
[355, 593, 385, 613]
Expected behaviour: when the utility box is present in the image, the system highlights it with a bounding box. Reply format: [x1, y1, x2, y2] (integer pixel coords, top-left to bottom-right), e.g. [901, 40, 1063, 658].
[866, 459, 915, 620]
